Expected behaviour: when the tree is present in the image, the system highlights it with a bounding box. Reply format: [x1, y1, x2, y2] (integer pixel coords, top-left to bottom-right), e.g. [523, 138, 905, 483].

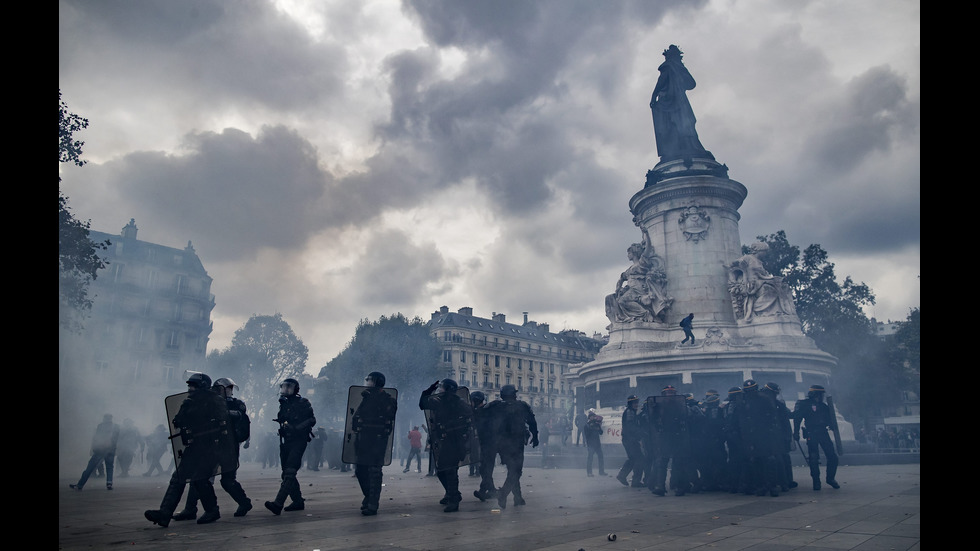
[750, 231, 915, 429]
[230, 313, 309, 387]
[314, 313, 442, 427]
[752, 230, 876, 354]
[59, 90, 110, 332]
[219, 313, 309, 422]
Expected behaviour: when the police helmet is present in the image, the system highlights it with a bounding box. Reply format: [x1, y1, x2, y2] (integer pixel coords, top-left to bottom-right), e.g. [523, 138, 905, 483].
[440, 378, 458, 393]
[627, 394, 639, 404]
[703, 393, 721, 405]
[763, 382, 780, 394]
[366, 371, 386, 388]
[742, 379, 758, 392]
[808, 384, 826, 398]
[500, 384, 517, 398]
[186, 372, 212, 390]
[470, 390, 486, 404]
[213, 377, 237, 390]
[587, 408, 596, 415]
[281, 378, 300, 393]
[662, 385, 677, 396]
[728, 386, 742, 395]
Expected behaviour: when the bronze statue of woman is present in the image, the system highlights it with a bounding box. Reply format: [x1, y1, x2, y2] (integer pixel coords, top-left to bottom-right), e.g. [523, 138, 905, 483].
[650, 45, 711, 161]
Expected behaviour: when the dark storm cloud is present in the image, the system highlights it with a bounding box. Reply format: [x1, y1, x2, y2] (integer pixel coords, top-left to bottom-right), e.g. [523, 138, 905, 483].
[60, 0, 347, 112]
[65, 125, 330, 261]
[805, 66, 918, 174]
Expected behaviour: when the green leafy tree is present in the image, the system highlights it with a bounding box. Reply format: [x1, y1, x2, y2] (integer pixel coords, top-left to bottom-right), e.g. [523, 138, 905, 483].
[750, 231, 916, 428]
[314, 313, 441, 426]
[59, 90, 110, 332]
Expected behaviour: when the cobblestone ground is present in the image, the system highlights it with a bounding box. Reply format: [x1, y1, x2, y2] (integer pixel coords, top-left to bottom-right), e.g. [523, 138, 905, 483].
[60, 460, 919, 550]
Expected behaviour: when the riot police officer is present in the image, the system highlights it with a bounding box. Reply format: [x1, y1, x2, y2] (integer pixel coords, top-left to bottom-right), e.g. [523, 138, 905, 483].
[351, 371, 398, 516]
[419, 379, 473, 512]
[470, 390, 499, 502]
[793, 384, 840, 490]
[144, 373, 229, 527]
[172, 377, 253, 521]
[616, 395, 646, 488]
[760, 382, 797, 491]
[266, 378, 316, 514]
[697, 390, 728, 491]
[731, 380, 781, 497]
[491, 384, 538, 509]
[648, 385, 698, 496]
[723, 386, 745, 493]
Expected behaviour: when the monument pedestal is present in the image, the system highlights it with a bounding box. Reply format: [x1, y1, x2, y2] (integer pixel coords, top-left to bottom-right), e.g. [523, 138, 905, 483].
[571, 156, 837, 411]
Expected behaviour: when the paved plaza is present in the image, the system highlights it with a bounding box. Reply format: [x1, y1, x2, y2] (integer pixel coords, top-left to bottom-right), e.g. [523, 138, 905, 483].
[59, 459, 919, 550]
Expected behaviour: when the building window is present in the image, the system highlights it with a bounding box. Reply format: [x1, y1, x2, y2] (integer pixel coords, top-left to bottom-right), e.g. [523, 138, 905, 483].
[506, 357, 511, 368]
[174, 254, 183, 265]
[145, 270, 158, 290]
[460, 369, 467, 385]
[540, 363, 544, 373]
[167, 330, 180, 349]
[443, 350, 452, 362]
[483, 373, 490, 385]
[163, 362, 177, 383]
[175, 274, 186, 294]
[494, 337, 499, 348]
[518, 377, 522, 390]
[494, 374, 500, 387]
[506, 374, 511, 385]
[443, 331, 452, 342]
[484, 354, 489, 366]
[472, 353, 477, 365]
[494, 355, 500, 368]
[529, 360, 533, 371]
[460, 351, 466, 363]
[517, 359, 522, 370]
[549, 363, 554, 374]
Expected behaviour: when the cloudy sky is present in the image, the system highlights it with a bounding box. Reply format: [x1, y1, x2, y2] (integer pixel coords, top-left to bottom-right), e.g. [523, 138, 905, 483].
[59, 0, 920, 374]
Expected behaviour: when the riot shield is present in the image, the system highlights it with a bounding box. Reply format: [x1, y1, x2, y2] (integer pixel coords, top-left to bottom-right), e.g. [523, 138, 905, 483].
[342, 385, 399, 466]
[164, 391, 223, 479]
[826, 396, 843, 455]
[423, 386, 478, 468]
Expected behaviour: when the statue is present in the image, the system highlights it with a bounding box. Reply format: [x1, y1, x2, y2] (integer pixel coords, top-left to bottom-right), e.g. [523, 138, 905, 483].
[728, 242, 798, 323]
[650, 45, 711, 161]
[605, 241, 673, 324]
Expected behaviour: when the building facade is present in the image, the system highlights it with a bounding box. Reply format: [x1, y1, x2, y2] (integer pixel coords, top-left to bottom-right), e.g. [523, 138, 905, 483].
[59, 218, 215, 389]
[426, 306, 605, 414]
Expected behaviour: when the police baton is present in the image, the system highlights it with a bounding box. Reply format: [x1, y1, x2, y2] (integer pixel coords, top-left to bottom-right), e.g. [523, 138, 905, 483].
[796, 438, 809, 463]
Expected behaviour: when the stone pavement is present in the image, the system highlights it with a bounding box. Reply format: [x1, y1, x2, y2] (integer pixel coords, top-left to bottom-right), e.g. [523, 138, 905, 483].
[59, 460, 919, 550]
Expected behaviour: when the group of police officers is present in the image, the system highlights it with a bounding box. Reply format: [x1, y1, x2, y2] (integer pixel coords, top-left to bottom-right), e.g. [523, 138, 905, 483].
[616, 380, 842, 498]
[131, 370, 838, 527]
[137, 371, 539, 526]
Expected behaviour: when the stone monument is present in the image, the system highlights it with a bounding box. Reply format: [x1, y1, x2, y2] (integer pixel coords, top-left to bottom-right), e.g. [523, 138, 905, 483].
[570, 45, 849, 441]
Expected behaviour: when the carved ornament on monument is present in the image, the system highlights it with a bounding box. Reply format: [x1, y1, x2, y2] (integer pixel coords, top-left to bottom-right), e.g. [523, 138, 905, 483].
[678, 203, 710, 242]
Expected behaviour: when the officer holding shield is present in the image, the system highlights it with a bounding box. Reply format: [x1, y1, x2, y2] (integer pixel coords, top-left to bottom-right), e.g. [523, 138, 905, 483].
[144, 373, 228, 527]
[350, 371, 398, 515]
[419, 379, 473, 512]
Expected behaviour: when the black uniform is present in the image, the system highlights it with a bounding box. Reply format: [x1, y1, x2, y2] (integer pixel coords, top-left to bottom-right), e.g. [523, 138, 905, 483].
[793, 390, 840, 490]
[648, 392, 699, 496]
[617, 400, 646, 487]
[696, 395, 728, 491]
[176, 393, 253, 518]
[472, 401, 499, 500]
[352, 387, 398, 515]
[731, 382, 781, 496]
[490, 396, 537, 508]
[267, 388, 316, 513]
[419, 382, 473, 511]
[144, 385, 229, 526]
